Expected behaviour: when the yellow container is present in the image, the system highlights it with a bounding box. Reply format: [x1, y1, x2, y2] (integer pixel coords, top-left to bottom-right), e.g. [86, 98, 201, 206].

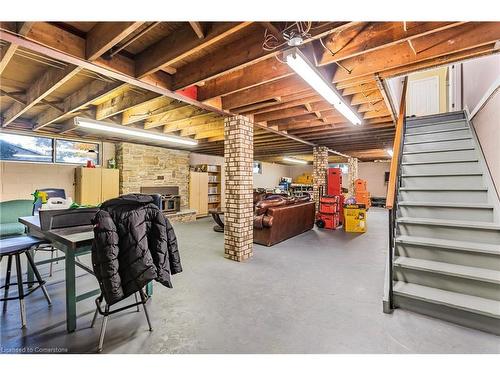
[294, 173, 313, 184]
[343, 204, 367, 233]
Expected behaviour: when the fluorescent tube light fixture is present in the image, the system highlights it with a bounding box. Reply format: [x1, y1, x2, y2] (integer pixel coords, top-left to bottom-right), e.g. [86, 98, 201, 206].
[283, 156, 308, 164]
[74, 117, 198, 146]
[386, 149, 394, 157]
[283, 48, 362, 125]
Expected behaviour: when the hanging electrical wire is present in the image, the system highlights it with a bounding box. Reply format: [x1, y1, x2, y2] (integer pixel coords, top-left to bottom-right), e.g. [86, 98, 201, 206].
[262, 22, 312, 51]
[318, 36, 352, 74]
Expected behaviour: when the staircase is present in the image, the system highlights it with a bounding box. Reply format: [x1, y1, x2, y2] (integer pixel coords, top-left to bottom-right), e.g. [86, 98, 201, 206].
[389, 110, 500, 335]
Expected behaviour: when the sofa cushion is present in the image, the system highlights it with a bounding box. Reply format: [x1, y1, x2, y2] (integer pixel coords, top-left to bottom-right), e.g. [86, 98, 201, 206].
[0, 223, 26, 237]
[254, 201, 315, 246]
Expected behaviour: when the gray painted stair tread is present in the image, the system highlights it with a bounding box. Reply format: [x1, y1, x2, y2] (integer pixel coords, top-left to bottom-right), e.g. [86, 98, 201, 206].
[404, 136, 472, 145]
[403, 147, 475, 155]
[398, 201, 494, 209]
[406, 118, 466, 126]
[397, 217, 500, 230]
[394, 257, 500, 284]
[406, 110, 465, 121]
[396, 235, 500, 255]
[402, 159, 478, 165]
[401, 172, 482, 177]
[393, 281, 500, 318]
[405, 127, 469, 136]
[399, 187, 487, 191]
[405, 120, 467, 129]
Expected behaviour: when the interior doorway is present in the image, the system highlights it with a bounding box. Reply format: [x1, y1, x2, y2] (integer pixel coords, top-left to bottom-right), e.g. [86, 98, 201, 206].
[407, 75, 440, 116]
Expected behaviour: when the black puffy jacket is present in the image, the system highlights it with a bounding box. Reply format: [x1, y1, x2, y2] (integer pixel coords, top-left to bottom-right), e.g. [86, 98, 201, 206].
[91, 194, 182, 305]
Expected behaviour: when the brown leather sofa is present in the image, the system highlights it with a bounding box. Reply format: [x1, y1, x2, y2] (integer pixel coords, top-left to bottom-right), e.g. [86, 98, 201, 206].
[253, 194, 315, 246]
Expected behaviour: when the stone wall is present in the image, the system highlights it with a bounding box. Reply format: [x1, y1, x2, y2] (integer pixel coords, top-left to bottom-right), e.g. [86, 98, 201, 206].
[115, 142, 190, 208]
[224, 116, 254, 262]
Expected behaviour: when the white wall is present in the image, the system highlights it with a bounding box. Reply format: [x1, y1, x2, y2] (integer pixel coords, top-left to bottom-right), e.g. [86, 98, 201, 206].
[254, 162, 291, 189]
[0, 142, 116, 202]
[358, 161, 391, 198]
[471, 89, 500, 196]
[462, 54, 500, 112]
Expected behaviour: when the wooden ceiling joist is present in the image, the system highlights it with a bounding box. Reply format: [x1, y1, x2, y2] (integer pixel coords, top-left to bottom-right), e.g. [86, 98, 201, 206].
[143, 105, 208, 129]
[0, 25, 225, 115]
[2, 64, 81, 127]
[222, 75, 311, 110]
[188, 22, 205, 39]
[34, 78, 123, 130]
[121, 96, 180, 125]
[163, 113, 222, 133]
[135, 22, 252, 78]
[179, 120, 224, 137]
[96, 88, 160, 120]
[332, 22, 500, 83]
[317, 21, 464, 66]
[0, 22, 34, 75]
[86, 22, 145, 61]
[173, 22, 354, 91]
[198, 57, 293, 101]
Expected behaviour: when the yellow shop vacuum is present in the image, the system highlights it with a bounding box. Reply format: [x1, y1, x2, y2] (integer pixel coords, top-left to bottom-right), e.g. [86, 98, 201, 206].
[343, 204, 367, 233]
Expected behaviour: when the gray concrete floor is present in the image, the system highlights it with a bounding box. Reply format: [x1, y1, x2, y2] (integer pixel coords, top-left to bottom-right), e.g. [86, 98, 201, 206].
[1, 208, 499, 353]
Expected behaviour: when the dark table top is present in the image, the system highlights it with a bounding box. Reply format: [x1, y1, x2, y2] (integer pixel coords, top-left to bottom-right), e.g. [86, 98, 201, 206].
[208, 208, 224, 215]
[19, 216, 94, 250]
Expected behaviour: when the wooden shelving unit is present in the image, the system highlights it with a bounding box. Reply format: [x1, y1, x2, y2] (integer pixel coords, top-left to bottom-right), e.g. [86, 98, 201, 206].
[206, 164, 222, 209]
[191, 164, 222, 216]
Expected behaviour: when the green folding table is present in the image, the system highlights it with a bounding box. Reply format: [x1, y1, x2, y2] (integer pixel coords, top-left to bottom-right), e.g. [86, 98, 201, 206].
[18, 216, 153, 333]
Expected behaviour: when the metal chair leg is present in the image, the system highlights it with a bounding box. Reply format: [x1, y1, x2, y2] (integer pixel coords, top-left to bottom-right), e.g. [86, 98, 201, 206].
[134, 293, 140, 312]
[90, 308, 99, 328]
[25, 251, 51, 306]
[2, 255, 13, 312]
[14, 254, 26, 328]
[49, 249, 54, 277]
[97, 305, 109, 353]
[139, 290, 153, 331]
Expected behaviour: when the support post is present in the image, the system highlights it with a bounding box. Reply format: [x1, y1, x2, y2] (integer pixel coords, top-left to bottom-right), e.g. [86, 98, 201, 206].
[312, 146, 328, 212]
[348, 157, 359, 196]
[224, 115, 254, 262]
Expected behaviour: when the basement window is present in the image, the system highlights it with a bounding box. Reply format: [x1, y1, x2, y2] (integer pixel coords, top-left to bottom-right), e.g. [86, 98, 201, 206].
[0, 133, 53, 163]
[253, 161, 262, 174]
[55, 139, 99, 165]
[0, 132, 100, 165]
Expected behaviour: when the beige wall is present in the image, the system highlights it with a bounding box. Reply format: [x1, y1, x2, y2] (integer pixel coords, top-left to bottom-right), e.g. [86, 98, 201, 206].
[254, 162, 291, 189]
[463, 54, 500, 112]
[190, 152, 300, 191]
[471, 89, 500, 196]
[358, 161, 391, 198]
[0, 141, 116, 202]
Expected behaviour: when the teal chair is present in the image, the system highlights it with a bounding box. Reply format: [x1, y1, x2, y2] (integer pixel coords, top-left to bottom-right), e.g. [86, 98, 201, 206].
[0, 200, 33, 238]
[0, 199, 60, 277]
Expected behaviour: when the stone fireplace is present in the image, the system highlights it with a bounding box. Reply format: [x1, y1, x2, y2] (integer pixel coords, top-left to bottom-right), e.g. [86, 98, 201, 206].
[115, 142, 190, 208]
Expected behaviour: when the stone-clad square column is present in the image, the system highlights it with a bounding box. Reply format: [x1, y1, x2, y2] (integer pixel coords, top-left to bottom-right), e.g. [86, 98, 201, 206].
[348, 157, 359, 196]
[224, 115, 254, 262]
[313, 146, 328, 212]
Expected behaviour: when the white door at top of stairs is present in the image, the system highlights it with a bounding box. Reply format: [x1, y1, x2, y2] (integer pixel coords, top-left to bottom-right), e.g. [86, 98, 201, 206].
[407, 76, 440, 117]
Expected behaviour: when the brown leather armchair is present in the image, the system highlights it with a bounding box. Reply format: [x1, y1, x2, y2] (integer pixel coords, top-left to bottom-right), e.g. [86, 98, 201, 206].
[253, 194, 315, 246]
